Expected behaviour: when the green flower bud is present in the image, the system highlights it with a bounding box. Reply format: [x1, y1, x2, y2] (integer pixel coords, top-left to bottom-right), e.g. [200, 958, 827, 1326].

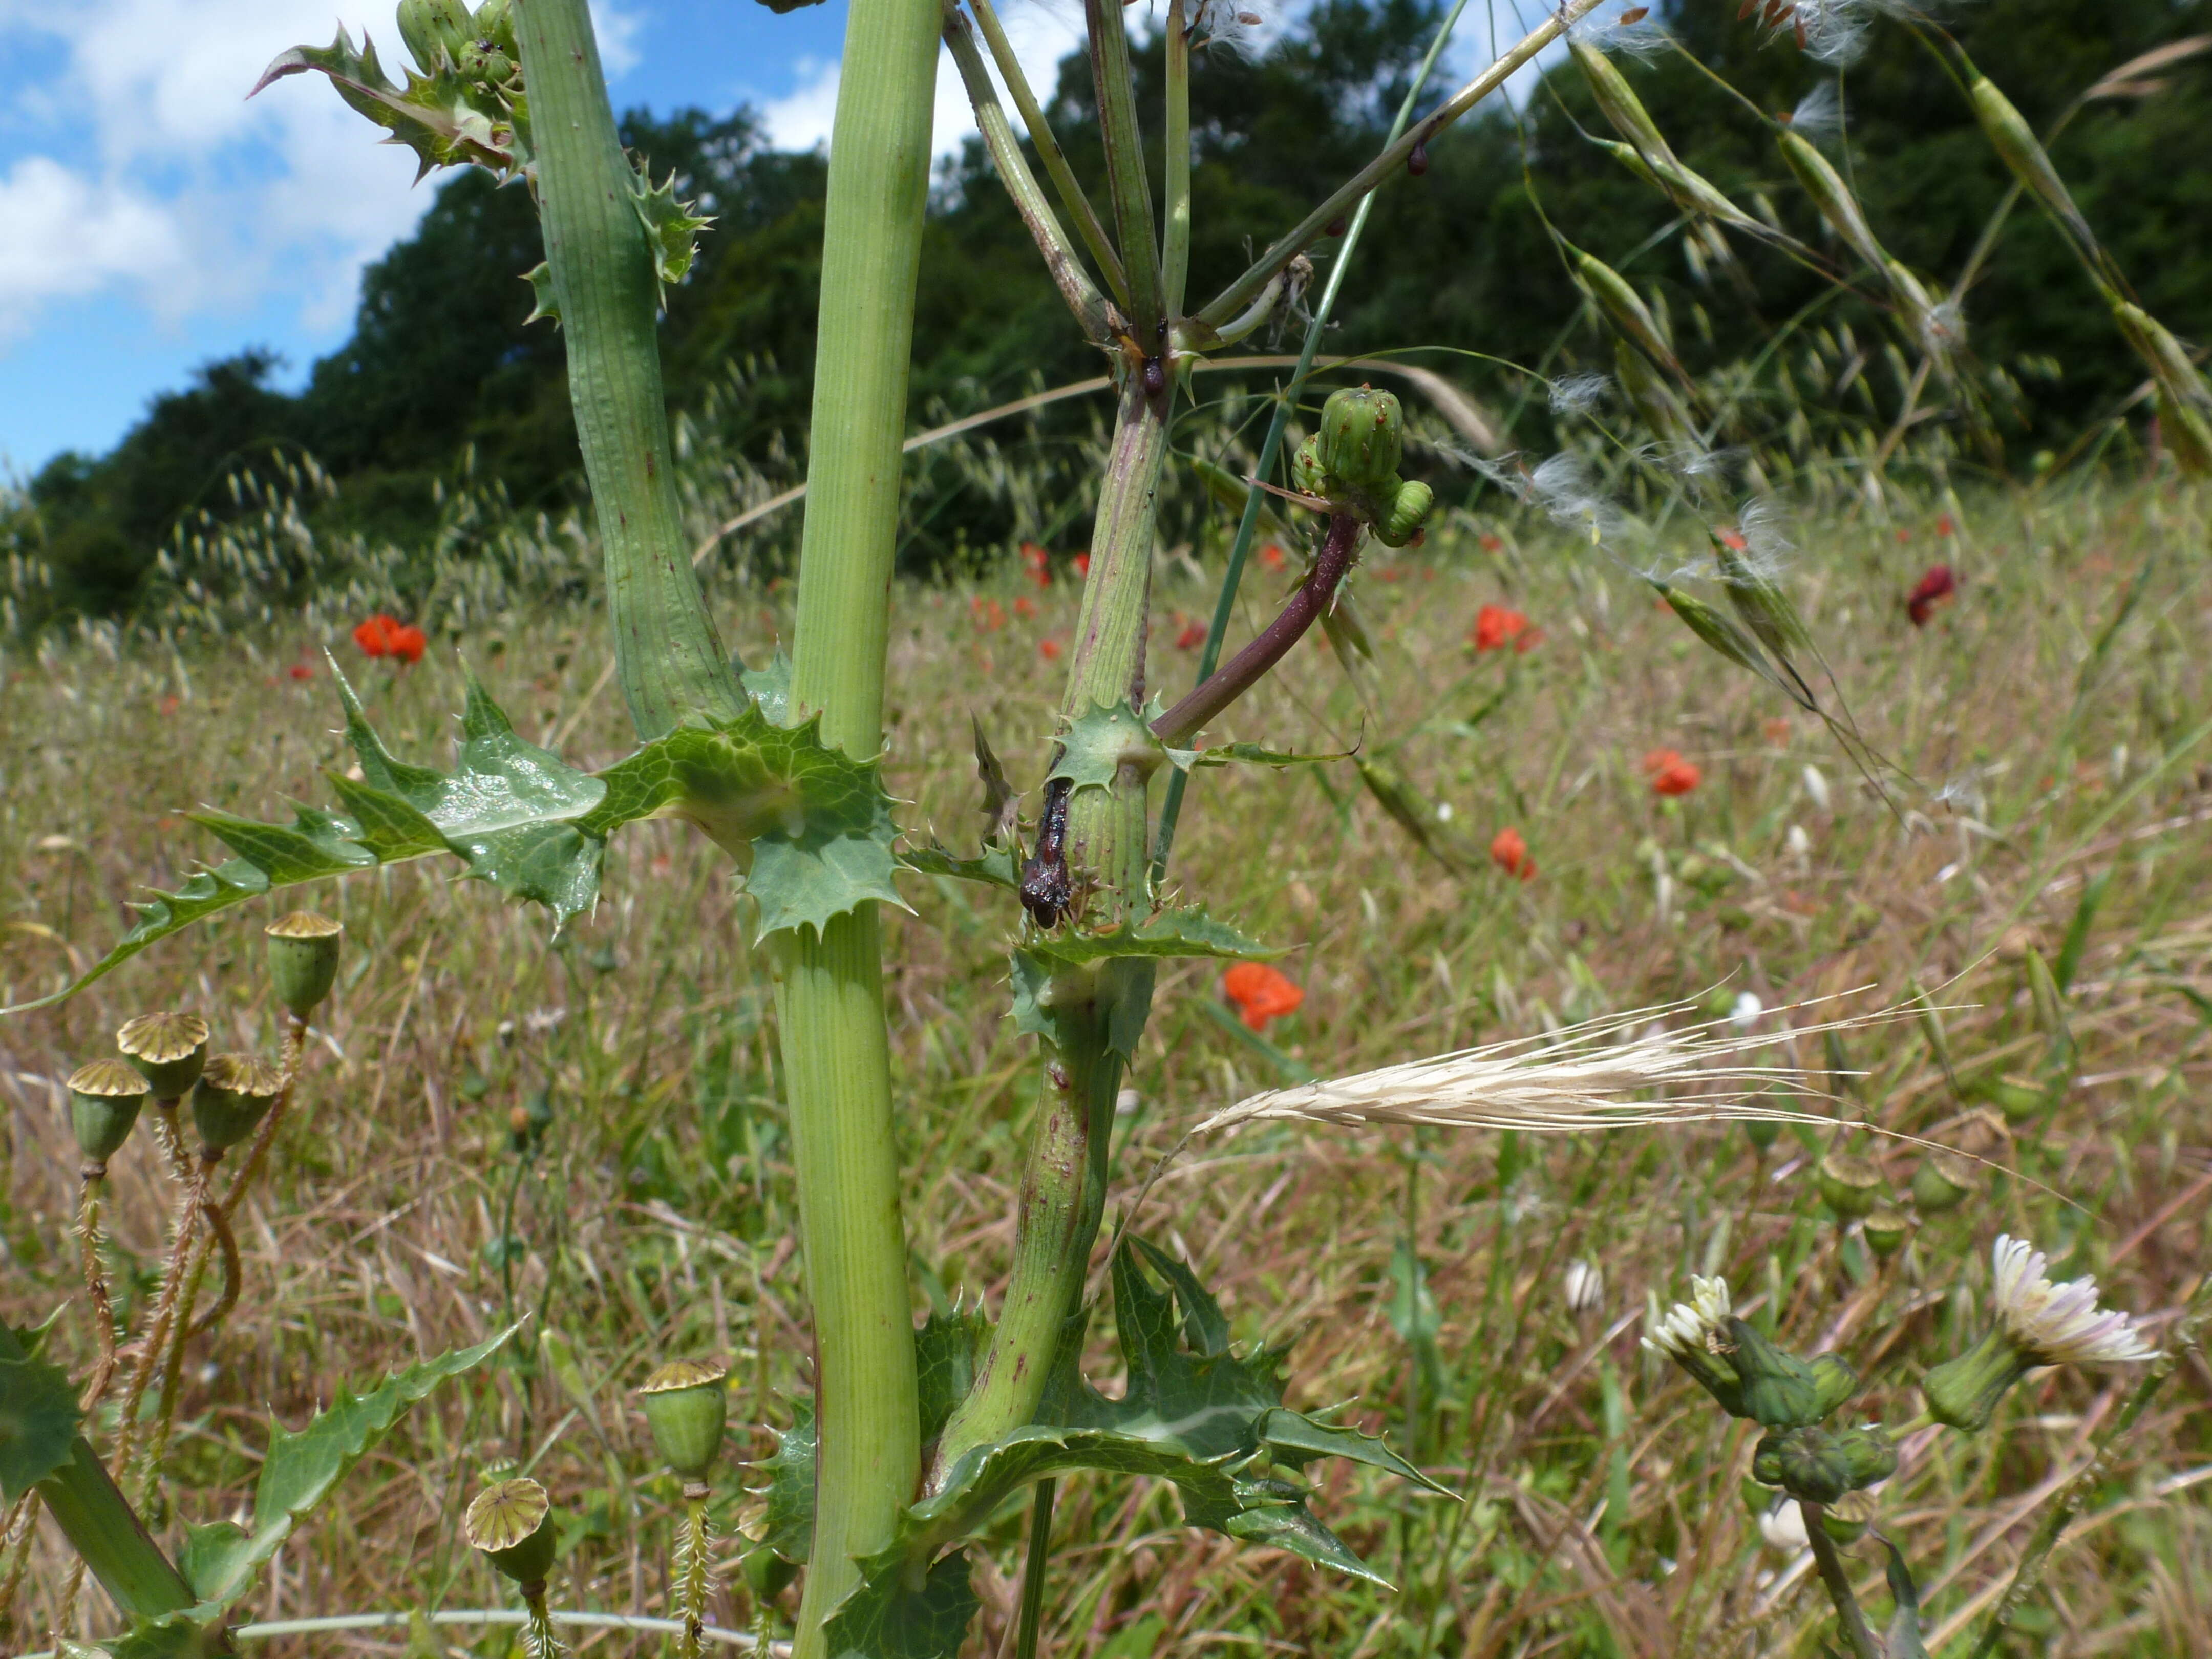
[1910, 1148, 1977, 1214]
[1290, 434, 1327, 500]
[473, 0, 517, 55]
[1835, 1425, 1897, 1491]
[116, 1012, 209, 1099]
[1741, 1116, 1780, 1152]
[1770, 1427, 1855, 1505]
[1727, 1318, 1823, 1430]
[398, 0, 476, 71]
[638, 1359, 728, 1481]
[191, 1054, 285, 1154]
[1922, 1327, 2028, 1432]
[266, 912, 344, 1017]
[1863, 1207, 1912, 1259]
[1376, 479, 1433, 549]
[1315, 386, 1403, 493]
[68, 1060, 148, 1166]
[1808, 1351, 1859, 1419]
[465, 1477, 558, 1587]
[1751, 1432, 1785, 1488]
[1815, 1148, 1885, 1220]
[742, 1543, 798, 1599]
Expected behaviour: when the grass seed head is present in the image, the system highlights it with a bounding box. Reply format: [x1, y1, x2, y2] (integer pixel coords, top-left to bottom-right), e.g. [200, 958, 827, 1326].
[116, 1011, 209, 1099]
[266, 911, 345, 1017]
[68, 1058, 150, 1166]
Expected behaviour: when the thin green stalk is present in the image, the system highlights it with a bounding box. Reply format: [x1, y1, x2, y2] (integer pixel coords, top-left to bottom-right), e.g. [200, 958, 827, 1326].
[967, 0, 1129, 311]
[1155, 0, 1469, 871]
[1800, 1503, 1883, 1659]
[1014, 1479, 1056, 1659]
[945, 4, 1120, 347]
[1162, 2, 1193, 316]
[776, 0, 940, 1649]
[0, 1323, 193, 1623]
[1085, 0, 1165, 340]
[1195, 0, 1606, 331]
[513, 0, 742, 741]
[1968, 1301, 2203, 1658]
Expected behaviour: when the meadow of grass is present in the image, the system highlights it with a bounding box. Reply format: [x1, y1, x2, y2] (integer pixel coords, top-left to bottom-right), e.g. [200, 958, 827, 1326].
[3, 477, 2208, 1656]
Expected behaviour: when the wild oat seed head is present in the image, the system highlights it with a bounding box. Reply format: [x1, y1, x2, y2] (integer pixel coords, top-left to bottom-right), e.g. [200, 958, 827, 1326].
[1990, 1236, 2155, 1366]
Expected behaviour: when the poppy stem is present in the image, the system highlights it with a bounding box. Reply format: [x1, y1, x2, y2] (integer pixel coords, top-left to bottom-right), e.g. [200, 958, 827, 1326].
[1152, 512, 1363, 749]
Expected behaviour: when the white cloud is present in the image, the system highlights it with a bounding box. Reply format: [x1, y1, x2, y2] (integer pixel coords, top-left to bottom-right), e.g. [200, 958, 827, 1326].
[0, 0, 640, 358]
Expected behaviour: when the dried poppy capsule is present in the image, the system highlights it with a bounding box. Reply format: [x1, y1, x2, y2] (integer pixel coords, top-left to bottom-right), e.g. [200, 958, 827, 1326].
[68, 1060, 149, 1166]
[639, 1359, 729, 1482]
[116, 1012, 209, 1099]
[191, 1054, 285, 1154]
[1814, 1147, 1884, 1219]
[266, 912, 344, 1017]
[465, 1477, 559, 1586]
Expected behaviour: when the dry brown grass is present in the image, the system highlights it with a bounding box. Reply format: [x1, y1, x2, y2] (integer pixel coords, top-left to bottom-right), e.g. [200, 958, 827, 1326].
[3, 480, 2208, 1656]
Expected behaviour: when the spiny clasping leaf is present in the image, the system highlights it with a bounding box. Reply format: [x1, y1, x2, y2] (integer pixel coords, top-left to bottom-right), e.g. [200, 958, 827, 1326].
[252, 25, 533, 185]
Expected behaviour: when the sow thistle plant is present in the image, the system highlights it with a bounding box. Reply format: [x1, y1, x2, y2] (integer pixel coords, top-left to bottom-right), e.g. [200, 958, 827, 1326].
[2, 0, 2202, 1656]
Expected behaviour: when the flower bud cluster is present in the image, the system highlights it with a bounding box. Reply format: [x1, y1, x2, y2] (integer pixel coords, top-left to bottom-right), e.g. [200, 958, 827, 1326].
[1291, 386, 1434, 549]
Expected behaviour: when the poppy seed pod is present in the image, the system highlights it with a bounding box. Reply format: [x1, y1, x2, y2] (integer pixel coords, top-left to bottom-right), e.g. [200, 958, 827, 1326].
[465, 1477, 558, 1586]
[1863, 1207, 1912, 1259]
[1314, 386, 1403, 493]
[68, 1060, 149, 1165]
[266, 912, 344, 1017]
[1815, 1148, 1885, 1219]
[639, 1359, 729, 1481]
[117, 1012, 210, 1099]
[191, 1054, 285, 1153]
[1911, 1148, 1978, 1213]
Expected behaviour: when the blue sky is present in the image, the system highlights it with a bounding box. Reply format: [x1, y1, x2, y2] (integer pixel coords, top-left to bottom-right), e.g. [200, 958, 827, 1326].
[0, 0, 1549, 478]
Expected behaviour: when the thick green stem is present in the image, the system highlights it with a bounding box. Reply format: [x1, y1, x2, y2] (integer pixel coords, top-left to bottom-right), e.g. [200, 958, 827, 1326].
[0, 1323, 193, 1623]
[1800, 1503, 1884, 1659]
[777, 0, 939, 1650]
[514, 0, 742, 741]
[1161, 4, 1192, 317]
[928, 1007, 1118, 1487]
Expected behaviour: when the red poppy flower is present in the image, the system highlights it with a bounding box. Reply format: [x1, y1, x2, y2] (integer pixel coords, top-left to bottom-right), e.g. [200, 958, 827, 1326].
[1014, 596, 1037, 620]
[288, 663, 314, 681]
[1478, 533, 1503, 554]
[1472, 604, 1529, 653]
[970, 596, 1007, 632]
[1222, 961, 1304, 1030]
[1906, 564, 1957, 627]
[1073, 552, 1091, 577]
[1020, 541, 1050, 588]
[1936, 514, 1955, 538]
[1762, 717, 1793, 747]
[1259, 543, 1287, 573]
[1039, 637, 1062, 661]
[387, 624, 427, 665]
[1717, 528, 1749, 552]
[1175, 617, 1207, 650]
[353, 614, 400, 657]
[1644, 748, 1702, 796]
[1489, 826, 1536, 882]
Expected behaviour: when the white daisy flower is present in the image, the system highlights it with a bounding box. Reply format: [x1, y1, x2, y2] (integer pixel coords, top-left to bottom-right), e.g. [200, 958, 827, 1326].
[1642, 1274, 1732, 1357]
[1990, 1235, 2156, 1366]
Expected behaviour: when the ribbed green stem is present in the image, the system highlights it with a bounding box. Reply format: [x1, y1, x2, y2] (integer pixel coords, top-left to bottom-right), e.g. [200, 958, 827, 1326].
[1085, 0, 1164, 340]
[0, 1323, 192, 1623]
[514, 0, 742, 741]
[928, 1003, 1117, 1488]
[1800, 1503, 1884, 1659]
[1161, 4, 1192, 316]
[778, 0, 939, 1651]
[967, 0, 1129, 312]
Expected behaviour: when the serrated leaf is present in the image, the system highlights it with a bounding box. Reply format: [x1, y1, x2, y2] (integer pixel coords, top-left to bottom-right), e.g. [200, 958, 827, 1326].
[971, 715, 1020, 847]
[1186, 1474, 1392, 1586]
[1131, 1237, 1230, 1356]
[900, 842, 1019, 890]
[1019, 906, 1281, 972]
[252, 29, 532, 183]
[821, 1546, 978, 1659]
[1164, 741, 1356, 773]
[1258, 1408, 1449, 1495]
[737, 650, 793, 725]
[174, 1326, 514, 1613]
[1047, 700, 1165, 794]
[94, 1622, 221, 1659]
[0, 1351, 83, 1502]
[751, 1401, 815, 1564]
[523, 262, 559, 326]
[632, 163, 713, 309]
[917, 1307, 990, 1444]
